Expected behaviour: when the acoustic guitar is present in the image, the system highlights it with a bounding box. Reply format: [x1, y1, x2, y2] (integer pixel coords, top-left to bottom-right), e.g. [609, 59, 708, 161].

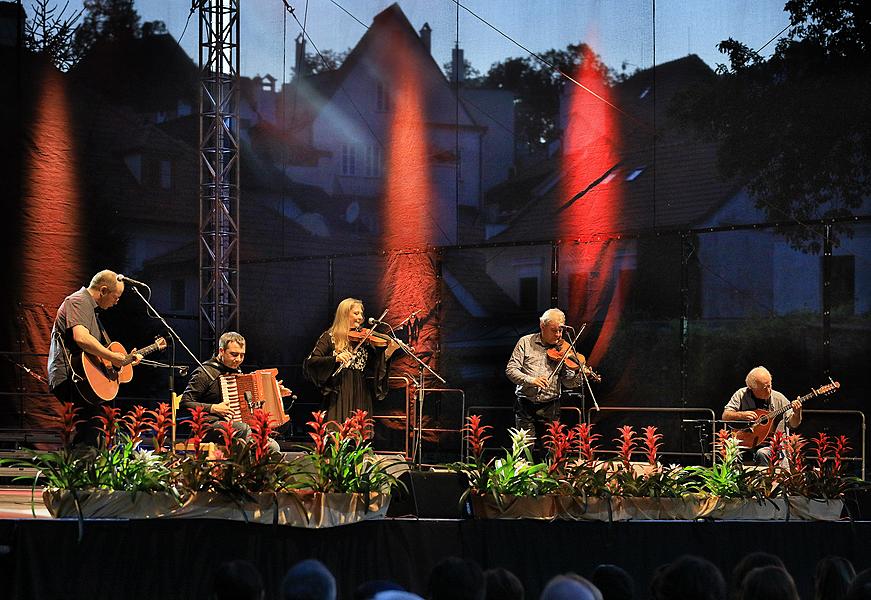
[73, 337, 167, 404]
[733, 381, 840, 448]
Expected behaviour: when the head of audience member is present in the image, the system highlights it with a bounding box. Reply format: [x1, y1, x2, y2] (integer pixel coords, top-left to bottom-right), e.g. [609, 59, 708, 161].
[591, 564, 634, 600]
[654, 555, 726, 600]
[373, 593, 424, 600]
[815, 556, 856, 600]
[484, 567, 525, 600]
[540, 575, 602, 600]
[355, 580, 405, 600]
[845, 568, 871, 600]
[281, 559, 336, 600]
[739, 566, 798, 600]
[211, 559, 264, 600]
[729, 552, 785, 600]
[427, 557, 485, 600]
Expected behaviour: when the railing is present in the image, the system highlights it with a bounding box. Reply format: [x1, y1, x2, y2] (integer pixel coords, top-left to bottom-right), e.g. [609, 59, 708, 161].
[803, 409, 866, 479]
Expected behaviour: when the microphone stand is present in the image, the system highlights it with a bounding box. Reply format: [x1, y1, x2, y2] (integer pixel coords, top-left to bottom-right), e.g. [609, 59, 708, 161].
[126, 284, 204, 451]
[371, 314, 445, 465]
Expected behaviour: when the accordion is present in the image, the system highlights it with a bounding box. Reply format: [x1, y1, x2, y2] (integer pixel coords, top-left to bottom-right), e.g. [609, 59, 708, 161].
[219, 368, 290, 428]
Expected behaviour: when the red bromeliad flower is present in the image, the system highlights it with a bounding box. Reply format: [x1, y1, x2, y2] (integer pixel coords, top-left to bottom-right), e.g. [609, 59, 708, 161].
[784, 434, 807, 473]
[544, 421, 576, 474]
[149, 403, 173, 453]
[349, 409, 374, 443]
[811, 432, 831, 474]
[307, 411, 329, 455]
[463, 414, 492, 463]
[573, 423, 600, 463]
[187, 406, 210, 454]
[642, 425, 663, 465]
[614, 425, 637, 469]
[213, 419, 237, 451]
[122, 405, 153, 446]
[249, 409, 276, 462]
[767, 431, 785, 476]
[832, 435, 851, 475]
[59, 402, 82, 448]
[715, 429, 733, 461]
[95, 405, 121, 449]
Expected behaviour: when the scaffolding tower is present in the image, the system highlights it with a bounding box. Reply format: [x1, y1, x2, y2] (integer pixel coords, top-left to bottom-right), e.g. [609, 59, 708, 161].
[198, 0, 241, 355]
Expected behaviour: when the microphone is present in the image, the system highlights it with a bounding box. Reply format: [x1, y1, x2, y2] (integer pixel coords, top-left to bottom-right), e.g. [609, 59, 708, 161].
[178, 366, 189, 377]
[367, 317, 384, 326]
[117, 274, 149, 288]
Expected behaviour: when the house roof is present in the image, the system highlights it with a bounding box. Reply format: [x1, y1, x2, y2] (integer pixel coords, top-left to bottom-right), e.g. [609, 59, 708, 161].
[486, 55, 742, 243]
[69, 33, 198, 113]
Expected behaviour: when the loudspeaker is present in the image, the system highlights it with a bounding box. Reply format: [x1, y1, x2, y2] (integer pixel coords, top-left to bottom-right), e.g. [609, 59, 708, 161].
[387, 470, 470, 519]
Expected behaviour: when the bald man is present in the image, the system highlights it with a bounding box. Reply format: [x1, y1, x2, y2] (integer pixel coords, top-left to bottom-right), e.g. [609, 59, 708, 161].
[722, 366, 802, 465]
[48, 270, 139, 442]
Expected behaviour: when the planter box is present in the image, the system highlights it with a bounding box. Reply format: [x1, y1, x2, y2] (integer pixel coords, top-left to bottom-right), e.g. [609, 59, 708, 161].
[43, 489, 390, 527]
[470, 494, 560, 520]
[611, 495, 707, 521]
[43, 489, 181, 519]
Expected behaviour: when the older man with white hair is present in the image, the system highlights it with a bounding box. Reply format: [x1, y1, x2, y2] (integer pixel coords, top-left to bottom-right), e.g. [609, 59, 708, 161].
[722, 366, 802, 465]
[506, 308, 581, 456]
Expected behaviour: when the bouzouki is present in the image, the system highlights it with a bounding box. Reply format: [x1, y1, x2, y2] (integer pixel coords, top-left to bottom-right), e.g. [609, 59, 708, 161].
[734, 380, 840, 448]
[73, 337, 167, 404]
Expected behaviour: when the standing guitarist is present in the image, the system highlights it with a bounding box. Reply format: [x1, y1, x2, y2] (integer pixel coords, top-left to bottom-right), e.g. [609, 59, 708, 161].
[47, 270, 141, 444]
[722, 366, 802, 465]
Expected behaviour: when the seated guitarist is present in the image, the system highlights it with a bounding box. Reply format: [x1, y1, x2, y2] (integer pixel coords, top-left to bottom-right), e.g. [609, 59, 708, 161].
[722, 366, 802, 465]
[47, 270, 142, 445]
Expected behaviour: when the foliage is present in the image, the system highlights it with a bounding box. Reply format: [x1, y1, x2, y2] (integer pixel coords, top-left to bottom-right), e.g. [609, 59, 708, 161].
[292, 410, 401, 495]
[670, 0, 871, 252]
[449, 417, 557, 505]
[477, 43, 617, 153]
[72, 0, 141, 60]
[24, 0, 83, 71]
[297, 48, 350, 76]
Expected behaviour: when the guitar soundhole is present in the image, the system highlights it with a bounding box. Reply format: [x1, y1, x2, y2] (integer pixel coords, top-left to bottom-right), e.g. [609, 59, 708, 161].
[759, 416, 769, 425]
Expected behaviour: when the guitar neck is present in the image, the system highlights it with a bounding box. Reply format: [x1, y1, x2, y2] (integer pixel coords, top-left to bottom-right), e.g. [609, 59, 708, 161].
[768, 384, 835, 420]
[121, 340, 162, 366]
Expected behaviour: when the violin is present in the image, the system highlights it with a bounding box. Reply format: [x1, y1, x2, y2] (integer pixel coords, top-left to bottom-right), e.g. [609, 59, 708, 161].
[348, 327, 391, 348]
[546, 340, 602, 383]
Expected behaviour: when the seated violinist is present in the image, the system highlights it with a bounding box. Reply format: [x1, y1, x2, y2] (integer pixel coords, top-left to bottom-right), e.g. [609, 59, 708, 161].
[505, 308, 581, 455]
[303, 298, 399, 423]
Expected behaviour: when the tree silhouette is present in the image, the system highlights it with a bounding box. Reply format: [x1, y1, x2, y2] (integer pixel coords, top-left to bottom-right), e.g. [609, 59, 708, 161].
[24, 0, 83, 71]
[671, 0, 870, 252]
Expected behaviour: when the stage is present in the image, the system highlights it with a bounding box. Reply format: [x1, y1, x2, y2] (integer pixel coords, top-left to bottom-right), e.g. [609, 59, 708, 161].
[1, 486, 870, 600]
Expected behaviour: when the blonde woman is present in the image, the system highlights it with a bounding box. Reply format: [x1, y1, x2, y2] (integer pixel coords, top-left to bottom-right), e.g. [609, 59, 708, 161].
[303, 298, 398, 422]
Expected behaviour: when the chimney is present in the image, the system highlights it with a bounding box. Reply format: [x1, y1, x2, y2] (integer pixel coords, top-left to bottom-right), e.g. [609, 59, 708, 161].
[451, 47, 465, 86]
[419, 23, 431, 54]
[294, 33, 308, 78]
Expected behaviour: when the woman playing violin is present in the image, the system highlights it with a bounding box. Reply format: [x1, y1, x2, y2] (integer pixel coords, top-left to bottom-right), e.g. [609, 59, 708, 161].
[303, 298, 399, 423]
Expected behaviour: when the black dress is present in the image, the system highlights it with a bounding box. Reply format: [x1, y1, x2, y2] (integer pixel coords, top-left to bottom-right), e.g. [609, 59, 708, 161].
[303, 330, 390, 423]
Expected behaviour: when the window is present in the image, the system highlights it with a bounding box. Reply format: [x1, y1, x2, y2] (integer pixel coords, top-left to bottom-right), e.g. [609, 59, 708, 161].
[159, 160, 173, 190]
[170, 279, 186, 311]
[341, 144, 357, 176]
[518, 276, 538, 312]
[376, 82, 390, 112]
[827, 255, 855, 314]
[626, 167, 646, 181]
[365, 145, 383, 177]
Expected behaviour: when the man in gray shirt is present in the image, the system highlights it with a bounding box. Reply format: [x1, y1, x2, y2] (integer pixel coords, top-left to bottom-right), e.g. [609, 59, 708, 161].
[722, 365, 802, 464]
[506, 308, 581, 456]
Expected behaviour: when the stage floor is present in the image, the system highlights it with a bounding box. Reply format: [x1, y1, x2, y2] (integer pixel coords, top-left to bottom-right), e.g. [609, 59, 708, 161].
[0, 487, 51, 519]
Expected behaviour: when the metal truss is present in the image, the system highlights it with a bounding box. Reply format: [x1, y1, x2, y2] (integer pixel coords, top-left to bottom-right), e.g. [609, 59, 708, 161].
[198, 0, 240, 355]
